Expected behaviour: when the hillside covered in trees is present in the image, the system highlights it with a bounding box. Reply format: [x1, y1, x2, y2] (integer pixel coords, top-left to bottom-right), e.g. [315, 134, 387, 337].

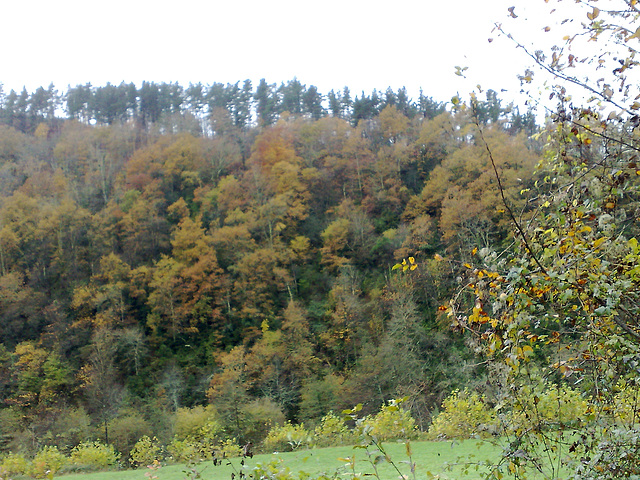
[0, 80, 541, 458]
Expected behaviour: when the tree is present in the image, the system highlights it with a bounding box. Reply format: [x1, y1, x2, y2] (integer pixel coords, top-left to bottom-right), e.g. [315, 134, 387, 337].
[146, 203, 225, 344]
[254, 79, 279, 126]
[446, 2, 640, 478]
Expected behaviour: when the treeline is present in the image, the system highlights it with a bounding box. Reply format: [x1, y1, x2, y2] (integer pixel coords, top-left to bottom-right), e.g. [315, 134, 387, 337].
[0, 84, 542, 459]
[0, 80, 536, 135]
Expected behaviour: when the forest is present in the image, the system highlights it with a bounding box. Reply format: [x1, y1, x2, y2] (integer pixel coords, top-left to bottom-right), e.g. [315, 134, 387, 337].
[3, 2, 640, 478]
[0, 80, 539, 456]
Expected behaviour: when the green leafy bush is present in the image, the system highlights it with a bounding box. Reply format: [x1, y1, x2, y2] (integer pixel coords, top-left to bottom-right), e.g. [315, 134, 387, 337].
[105, 412, 153, 458]
[613, 383, 640, 425]
[427, 389, 496, 440]
[69, 441, 119, 471]
[359, 400, 418, 442]
[313, 412, 353, 447]
[129, 435, 163, 467]
[241, 397, 286, 445]
[0, 452, 29, 477]
[166, 405, 223, 462]
[263, 422, 312, 452]
[166, 438, 204, 463]
[173, 405, 220, 441]
[507, 383, 588, 432]
[45, 407, 92, 452]
[215, 438, 243, 459]
[28, 446, 68, 479]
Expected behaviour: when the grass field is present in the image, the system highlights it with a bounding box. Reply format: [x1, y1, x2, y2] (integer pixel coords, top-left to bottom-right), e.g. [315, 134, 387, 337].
[50, 439, 501, 480]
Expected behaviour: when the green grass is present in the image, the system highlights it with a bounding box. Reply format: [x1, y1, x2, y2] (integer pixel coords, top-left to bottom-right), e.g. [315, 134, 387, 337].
[50, 439, 501, 480]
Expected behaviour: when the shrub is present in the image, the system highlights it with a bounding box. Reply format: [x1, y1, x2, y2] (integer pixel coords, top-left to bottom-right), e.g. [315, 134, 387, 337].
[427, 389, 496, 440]
[241, 397, 286, 445]
[263, 423, 312, 452]
[69, 441, 119, 471]
[0, 452, 29, 477]
[613, 383, 640, 425]
[507, 383, 588, 432]
[105, 412, 153, 458]
[28, 446, 68, 479]
[215, 438, 243, 459]
[173, 405, 220, 441]
[129, 436, 163, 467]
[359, 401, 418, 442]
[166, 438, 204, 463]
[313, 411, 353, 447]
[46, 407, 92, 452]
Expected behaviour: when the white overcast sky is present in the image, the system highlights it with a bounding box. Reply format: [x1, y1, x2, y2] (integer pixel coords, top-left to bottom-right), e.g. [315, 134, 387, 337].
[1, 0, 570, 106]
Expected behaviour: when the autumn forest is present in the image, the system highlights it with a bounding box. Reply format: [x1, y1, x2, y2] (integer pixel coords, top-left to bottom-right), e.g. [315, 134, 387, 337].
[0, 80, 541, 459]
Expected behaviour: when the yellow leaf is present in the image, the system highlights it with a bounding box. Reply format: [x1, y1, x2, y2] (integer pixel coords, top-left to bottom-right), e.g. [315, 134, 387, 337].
[408, 256, 416, 264]
[410, 264, 417, 271]
[593, 237, 606, 249]
[472, 247, 478, 255]
[463, 263, 472, 269]
[587, 7, 600, 20]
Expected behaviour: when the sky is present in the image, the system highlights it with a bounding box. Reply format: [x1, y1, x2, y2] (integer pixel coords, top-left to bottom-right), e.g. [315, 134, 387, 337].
[1, 0, 561, 107]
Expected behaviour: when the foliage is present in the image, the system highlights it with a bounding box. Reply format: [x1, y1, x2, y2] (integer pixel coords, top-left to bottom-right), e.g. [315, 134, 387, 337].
[0, 72, 543, 462]
[358, 400, 419, 442]
[29, 446, 68, 479]
[263, 422, 312, 453]
[312, 412, 353, 448]
[173, 405, 222, 443]
[0, 452, 29, 477]
[505, 382, 589, 433]
[69, 442, 120, 471]
[129, 436, 162, 467]
[166, 438, 205, 464]
[103, 413, 152, 459]
[215, 438, 243, 459]
[443, 2, 640, 478]
[427, 389, 496, 440]
[240, 398, 287, 446]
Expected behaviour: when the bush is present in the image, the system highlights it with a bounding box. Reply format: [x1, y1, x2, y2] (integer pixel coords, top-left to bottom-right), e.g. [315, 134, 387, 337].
[359, 401, 418, 442]
[507, 383, 588, 432]
[613, 383, 640, 425]
[166, 406, 223, 463]
[46, 407, 92, 452]
[0, 452, 29, 477]
[215, 438, 243, 459]
[69, 441, 119, 471]
[263, 423, 312, 452]
[173, 405, 220, 441]
[105, 412, 153, 458]
[313, 411, 353, 447]
[167, 438, 204, 463]
[241, 398, 286, 445]
[28, 446, 68, 479]
[427, 389, 496, 440]
[129, 436, 163, 467]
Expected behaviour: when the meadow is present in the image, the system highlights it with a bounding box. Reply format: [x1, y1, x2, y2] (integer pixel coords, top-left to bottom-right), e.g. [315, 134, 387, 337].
[51, 439, 499, 480]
